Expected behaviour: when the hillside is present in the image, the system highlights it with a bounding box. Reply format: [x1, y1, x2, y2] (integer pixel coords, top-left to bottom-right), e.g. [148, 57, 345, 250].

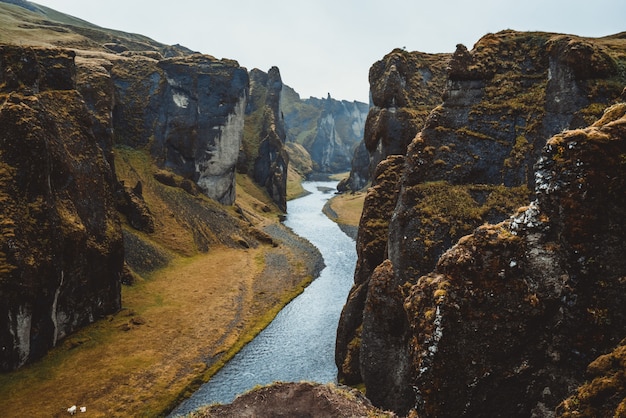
[0, 1, 325, 415]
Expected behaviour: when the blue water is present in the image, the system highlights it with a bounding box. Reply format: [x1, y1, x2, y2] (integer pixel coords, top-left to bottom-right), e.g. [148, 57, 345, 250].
[170, 181, 357, 416]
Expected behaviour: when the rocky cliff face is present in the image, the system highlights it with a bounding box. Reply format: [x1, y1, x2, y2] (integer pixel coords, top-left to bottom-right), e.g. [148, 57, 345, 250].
[239, 67, 288, 212]
[405, 103, 626, 417]
[282, 88, 369, 176]
[0, 1, 269, 371]
[341, 48, 450, 191]
[0, 45, 123, 371]
[111, 54, 249, 205]
[337, 30, 626, 415]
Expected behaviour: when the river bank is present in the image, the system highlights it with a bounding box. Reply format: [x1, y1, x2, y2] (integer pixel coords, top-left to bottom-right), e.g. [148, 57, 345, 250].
[171, 181, 358, 415]
[0, 149, 324, 417]
[322, 191, 366, 240]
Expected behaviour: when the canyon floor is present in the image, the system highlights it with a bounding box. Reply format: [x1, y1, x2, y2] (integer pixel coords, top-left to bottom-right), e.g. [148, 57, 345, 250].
[0, 233, 318, 417]
[0, 170, 363, 418]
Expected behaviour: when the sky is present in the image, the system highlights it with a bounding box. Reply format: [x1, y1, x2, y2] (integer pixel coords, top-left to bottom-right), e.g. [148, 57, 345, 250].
[32, 0, 626, 103]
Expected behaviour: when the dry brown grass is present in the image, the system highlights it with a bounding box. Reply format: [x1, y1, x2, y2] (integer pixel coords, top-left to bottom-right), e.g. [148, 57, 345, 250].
[0, 244, 310, 418]
[0, 149, 316, 417]
[325, 192, 366, 227]
[286, 165, 308, 200]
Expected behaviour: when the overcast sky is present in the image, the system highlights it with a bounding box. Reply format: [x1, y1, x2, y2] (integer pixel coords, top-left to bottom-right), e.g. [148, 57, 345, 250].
[33, 0, 626, 103]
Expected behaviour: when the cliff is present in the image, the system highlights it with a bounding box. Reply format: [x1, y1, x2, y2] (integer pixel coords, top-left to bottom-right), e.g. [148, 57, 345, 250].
[337, 30, 626, 415]
[282, 87, 369, 176]
[0, 0, 288, 373]
[239, 67, 289, 212]
[111, 54, 249, 205]
[340, 48, 450, 191]
[0, 45, 123, 371]
[404, 103, 626, 417]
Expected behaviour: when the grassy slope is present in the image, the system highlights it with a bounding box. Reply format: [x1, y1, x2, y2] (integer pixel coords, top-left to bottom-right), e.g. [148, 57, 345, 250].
[0, 147, 316, 417]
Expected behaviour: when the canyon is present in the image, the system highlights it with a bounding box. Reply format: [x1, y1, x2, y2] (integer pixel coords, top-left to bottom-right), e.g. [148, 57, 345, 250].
[1, 0, 626, 417]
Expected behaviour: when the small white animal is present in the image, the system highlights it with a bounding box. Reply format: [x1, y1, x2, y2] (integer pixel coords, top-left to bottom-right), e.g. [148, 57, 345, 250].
[80, 406, 87, 413]
[67, 405, 77, 415]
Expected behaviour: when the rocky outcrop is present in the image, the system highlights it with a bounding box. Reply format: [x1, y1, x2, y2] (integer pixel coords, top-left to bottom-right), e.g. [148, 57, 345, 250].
[195, 382, 395, 417]
[282, 87, 369, 176]
[111, 54, 249, 205]
[337, 30, 626, 415]
[404, 103, 626, 417]
[0, 4, 257, 371]
[239, 67, 288, 212]
[307, 94, 369, 173]
[335, 155, 405, 384]
[0, 45, 123, 371]
[341, 48, 450, 191]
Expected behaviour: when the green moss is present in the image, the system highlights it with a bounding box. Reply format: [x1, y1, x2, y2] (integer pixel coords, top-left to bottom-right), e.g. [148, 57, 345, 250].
[407, 181, 530, 263]
[456, 127, 495, 141]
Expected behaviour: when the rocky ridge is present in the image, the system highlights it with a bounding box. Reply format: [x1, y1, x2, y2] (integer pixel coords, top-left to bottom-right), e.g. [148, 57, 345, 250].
[337, 30, 626, 416]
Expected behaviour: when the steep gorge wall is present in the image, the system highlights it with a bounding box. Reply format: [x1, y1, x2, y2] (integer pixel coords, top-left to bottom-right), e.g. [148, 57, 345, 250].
[337, 30, 626, 415]
[404, 103, 626, 417]
[111, 53, 249, 205]
[0, 46, 123, 371]
[239, 67, 288, 212]
[341, 49, 450, 191]
[0, 7, 260, 370]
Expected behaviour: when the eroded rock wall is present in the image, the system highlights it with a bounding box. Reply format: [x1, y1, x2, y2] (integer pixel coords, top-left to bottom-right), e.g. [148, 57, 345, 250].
[112, 54, 249, 205]
[406, 103, 626, 417]
[239, 67, 289, 212]
[0, 46, 123, 371]
[342, 48, 450, 191]
[337, 30, 626, 415]
[282, 88, 369, 177]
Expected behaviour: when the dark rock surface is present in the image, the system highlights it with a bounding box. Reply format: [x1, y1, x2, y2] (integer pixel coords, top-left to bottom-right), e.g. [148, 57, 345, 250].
[0, 46, 123, 371]
[405, 103, 626, 417]
[342, 48, 450, 191]
[111, 54, 249, 205]
[195, 382, 395, 418]
[337, 30, 626, 415]
[241, 67, 289, 212]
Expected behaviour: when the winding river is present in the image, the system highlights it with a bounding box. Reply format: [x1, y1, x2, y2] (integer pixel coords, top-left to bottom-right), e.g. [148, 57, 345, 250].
[170, 181, 357, 416]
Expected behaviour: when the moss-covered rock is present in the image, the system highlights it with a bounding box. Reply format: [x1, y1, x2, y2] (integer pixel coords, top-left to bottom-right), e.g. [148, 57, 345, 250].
[338, 30, 626, 415]
[0, 46, 122, 371]
[404, 103, 626, 417]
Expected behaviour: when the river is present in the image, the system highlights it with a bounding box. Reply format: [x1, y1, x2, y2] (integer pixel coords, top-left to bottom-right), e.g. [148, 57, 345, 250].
[170, 181, 357, 416]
